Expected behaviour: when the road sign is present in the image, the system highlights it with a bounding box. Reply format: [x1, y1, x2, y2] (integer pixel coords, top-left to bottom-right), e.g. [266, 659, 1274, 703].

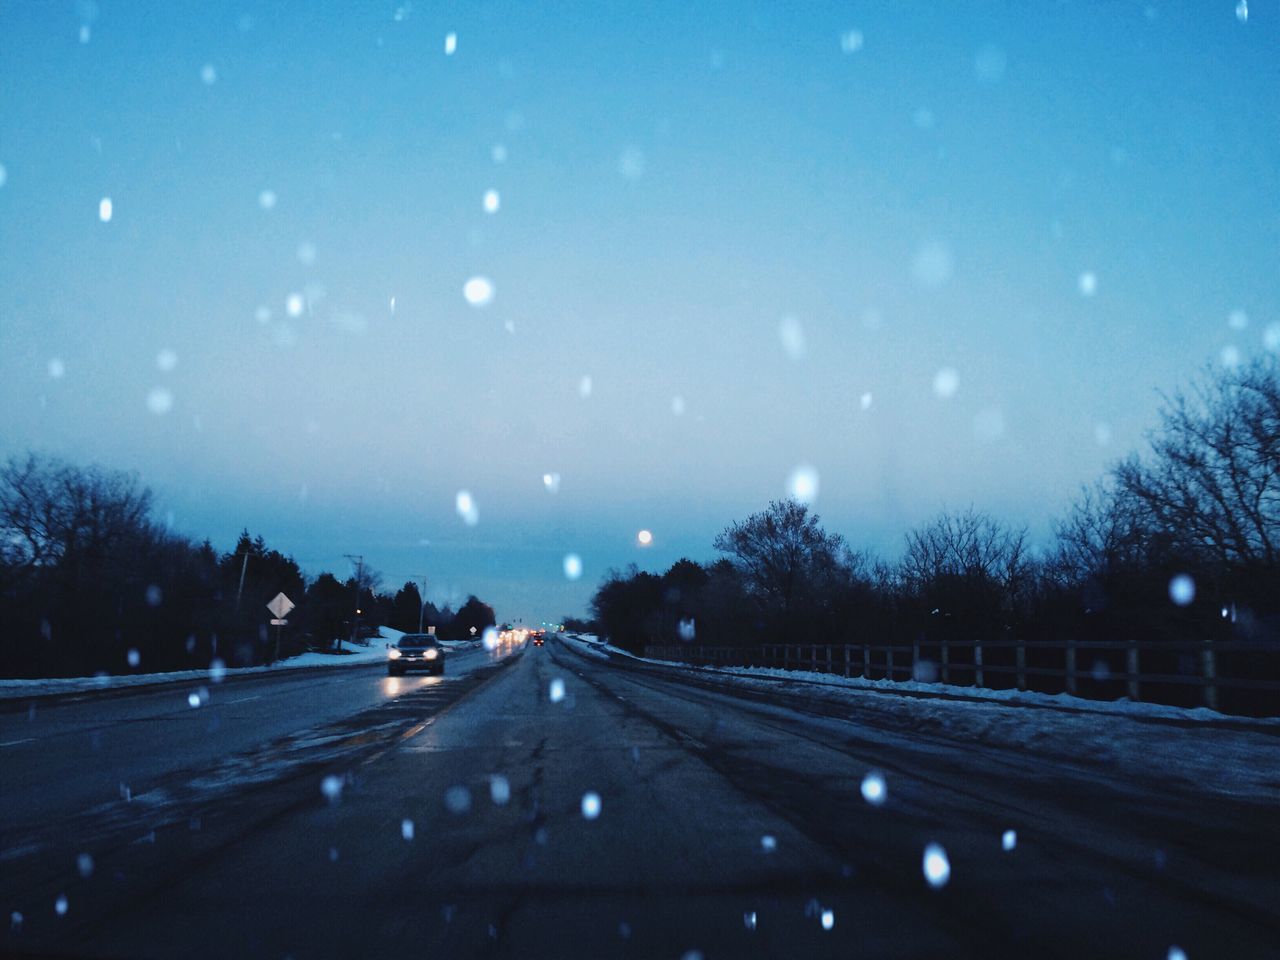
[267, 592, 295, 620]
[270, 618, 289, 626]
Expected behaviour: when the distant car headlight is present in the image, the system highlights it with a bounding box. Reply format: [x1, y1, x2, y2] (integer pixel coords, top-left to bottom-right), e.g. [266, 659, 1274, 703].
[425, 648, 438, 660]
[388, 648, 402, 659]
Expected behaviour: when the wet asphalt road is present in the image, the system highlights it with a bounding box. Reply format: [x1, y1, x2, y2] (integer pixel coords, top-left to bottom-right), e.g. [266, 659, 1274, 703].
[2, 636, 1277, 959]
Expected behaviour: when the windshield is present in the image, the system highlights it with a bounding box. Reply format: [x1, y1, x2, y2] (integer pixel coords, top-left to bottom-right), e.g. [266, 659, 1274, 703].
[1, 4, 1277, 959]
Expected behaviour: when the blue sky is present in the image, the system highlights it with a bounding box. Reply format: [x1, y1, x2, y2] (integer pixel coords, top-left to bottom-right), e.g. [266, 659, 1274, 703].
[2, 1, 1277, 622]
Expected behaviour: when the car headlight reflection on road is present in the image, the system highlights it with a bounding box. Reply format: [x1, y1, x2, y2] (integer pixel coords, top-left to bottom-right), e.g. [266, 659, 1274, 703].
[387, 648, 402, 659]
[425, 648, 438, 660]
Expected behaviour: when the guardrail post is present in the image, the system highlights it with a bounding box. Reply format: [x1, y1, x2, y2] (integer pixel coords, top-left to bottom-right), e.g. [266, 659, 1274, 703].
[911, 637, 920, 681]
[1201, 638, 1218, 712]
[843, 645, 851, 677]
[810, 645, 817, 671]
[886, 645, 894, 681]
[825, 646, 832, 674]
[862, 644, 869, 678]
[941, 638, 949, 684]
[973, 639, 984, 688]
[1126, 639, 1140, 702]
[1065, 637, 1077, 696]
[1015, 636, 1026, 690]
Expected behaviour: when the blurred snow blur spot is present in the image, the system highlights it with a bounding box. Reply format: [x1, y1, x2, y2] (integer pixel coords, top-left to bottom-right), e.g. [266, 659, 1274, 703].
[209, 658, 226, 683]
[1168, 947, 1188, 960]
[744, 911, 757, 931]
[913, 108, 936, 130]
[681, 952, 704, 960]
[671, 395, 686, 416]
[839, 30, 864, 53]
[1094, 422, 1113, 446]
[255, 305, 272, 324]
[482, 626, 499, 650]
[581, 791, 602, 820]
[127, 648, 140, 668]
[79, 24, 90, 43]
[492, 144, 507, 164]
[1264, 323, 1280, 352]
[489, 774, 511, 805]
[932, 368, 959, 399]
[578, 375, 593, 398]
[1002, 829, 1017, 851]
[973, 407, 1005, 442]
[1236, 0, 1248, 22]
[760, 834, 777, 853]
[1168, 574, 1195, 606]
[200, 64, 217, 85]
[912, 241, 952, 287]
[1228, 309, 1249, 330]
[678, 618, 696, 642]
[787, 464, 819, 505]
[54, 895, 68, 917]
[563, 554, 583, 581]
[821, 909, 835, 931]
[483, 189, 500, 213]
[156, 349, 177, 372]
[444, 32, 457, 55]
[77, 853, 94, 878]
[0, 163, 7, 188]
[98, 197, 113, 222]
[187, 687, 208, 708]
[637, 529, 653, 546]
[401, 818, 414, 841]
[618, 147, 646, 180]
[463, 276, 493, 307]
[146, 388, 173, 415]
[444, 785, 471, 814]
[923, 843, 951, 888]
[860, 771, 886, 806]
[1220, 345, 1241, 368]
[9, 911, 20, 932]
[297, 242, 317, 266]
[1078, 271, 1098, 297]
[320, 775, 343, 803]
[48, 358, 65, 379]
[860, 392, 873, 411]
[258, 189, 277, 210]
[778, 316, 807, 360]
[549, 678, 566, 703]
[542, 472, 561, 494]
[974, 44, 1007, 83]
[286, 293, 304, 317]
[455, 490, 479, 526]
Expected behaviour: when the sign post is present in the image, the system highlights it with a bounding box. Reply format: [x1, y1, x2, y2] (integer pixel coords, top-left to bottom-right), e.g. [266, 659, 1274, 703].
[266, 592, 295, 664]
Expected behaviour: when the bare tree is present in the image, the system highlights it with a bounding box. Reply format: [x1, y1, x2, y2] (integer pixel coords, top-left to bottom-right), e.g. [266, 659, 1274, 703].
[1114, 359, 1280, 572]
[713, 500, 847, 637]
[900, 507, 1030, 623]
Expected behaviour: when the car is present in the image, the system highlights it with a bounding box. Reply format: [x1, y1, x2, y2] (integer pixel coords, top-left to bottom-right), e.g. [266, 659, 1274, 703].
[387, 634, 445, 676]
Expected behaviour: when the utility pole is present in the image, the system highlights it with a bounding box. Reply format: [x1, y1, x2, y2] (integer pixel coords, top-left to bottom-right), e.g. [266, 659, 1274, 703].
[412, 574, 429, 633]
[343, 554, 364, 650]
[234, 551, 249, 611]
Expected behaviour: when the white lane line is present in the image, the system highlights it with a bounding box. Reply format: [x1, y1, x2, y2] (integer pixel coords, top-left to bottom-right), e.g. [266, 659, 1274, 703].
[223, 695, 263, 705]
[0, 738, 34, 748]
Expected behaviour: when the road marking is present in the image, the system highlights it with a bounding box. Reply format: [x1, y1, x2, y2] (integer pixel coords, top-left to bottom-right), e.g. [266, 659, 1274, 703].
[0, 738, 34, 748]
[223, 695, 263, 705]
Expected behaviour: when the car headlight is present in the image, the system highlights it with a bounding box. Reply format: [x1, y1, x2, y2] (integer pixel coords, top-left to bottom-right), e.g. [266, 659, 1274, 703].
[425, 648, 438, 660]
[387, 648, 401, 659]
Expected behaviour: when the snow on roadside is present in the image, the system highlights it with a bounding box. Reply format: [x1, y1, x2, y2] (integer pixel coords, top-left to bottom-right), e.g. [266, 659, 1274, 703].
[559, 633, 1280, 802]
[0, 631, 404, 700]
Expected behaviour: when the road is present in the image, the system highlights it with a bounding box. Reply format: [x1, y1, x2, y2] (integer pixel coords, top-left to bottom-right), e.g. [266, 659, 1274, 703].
[2, 635, 1276, 959]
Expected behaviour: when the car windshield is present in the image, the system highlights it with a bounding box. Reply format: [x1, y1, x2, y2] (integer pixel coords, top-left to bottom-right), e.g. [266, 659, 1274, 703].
[2, 4, 1277, 959]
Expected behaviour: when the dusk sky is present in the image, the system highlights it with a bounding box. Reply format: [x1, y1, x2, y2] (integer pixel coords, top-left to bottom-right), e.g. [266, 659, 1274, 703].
[2, 1, 1277, 623]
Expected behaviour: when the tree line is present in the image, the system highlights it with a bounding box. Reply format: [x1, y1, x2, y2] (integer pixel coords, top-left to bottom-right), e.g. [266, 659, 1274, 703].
[0, 459, 495, 678]
[588, 359, 1280, 710]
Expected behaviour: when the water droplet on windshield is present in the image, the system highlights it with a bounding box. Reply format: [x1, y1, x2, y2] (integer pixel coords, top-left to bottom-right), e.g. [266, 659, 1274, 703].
[463, 276, 493, 307]
[98, 197, 113, 222]
[1168, 574, 1195, 606]
[580, 791, 601, 819]
[860, 772, 886, 806]
[923, 843, 951, 888]
[549, 678, 566, 703]
[563, 554, 583, 581]
[401, 818, 414, 840]
[489, 775, 511, 805]
[320, 775, 344, 803]
[1002, 829, 1017, 851]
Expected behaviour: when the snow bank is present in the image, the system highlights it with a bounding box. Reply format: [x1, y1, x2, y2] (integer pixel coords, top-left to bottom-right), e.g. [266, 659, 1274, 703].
[560, 634, 1280, 802]
[0, 631, 402, 701]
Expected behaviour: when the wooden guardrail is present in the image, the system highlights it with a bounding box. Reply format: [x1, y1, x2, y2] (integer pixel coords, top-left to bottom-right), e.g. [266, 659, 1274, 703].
[641, 637, 1280, 715]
